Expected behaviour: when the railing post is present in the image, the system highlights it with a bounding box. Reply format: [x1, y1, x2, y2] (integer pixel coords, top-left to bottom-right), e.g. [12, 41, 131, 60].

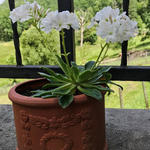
[57, 0, 75, 63]
[8, 0, 23, 66]
[121, 0, 129, 66]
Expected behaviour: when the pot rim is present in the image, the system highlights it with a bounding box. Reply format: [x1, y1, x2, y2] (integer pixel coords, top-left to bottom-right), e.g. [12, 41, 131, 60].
[8, 78, 91, 107]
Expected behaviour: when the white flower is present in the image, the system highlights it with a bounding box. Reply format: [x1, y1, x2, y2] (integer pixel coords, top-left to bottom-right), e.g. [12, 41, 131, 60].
[68, 13, 80, 30]
[9, 1, 41, 23]
[0, 0, 5, 5]
[95, 6, 120, 23]
[115, 13, 138, 43]
[41, 11, 79, 33]
[90, 6, 138, 43]
[89, 6, 120, 28]
[96, 21, 119, 43]
[40, 11, 58, 33]
[10, 2, 32, 23]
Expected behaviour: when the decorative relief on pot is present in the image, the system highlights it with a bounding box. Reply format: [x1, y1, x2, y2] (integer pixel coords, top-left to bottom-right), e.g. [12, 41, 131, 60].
[40, 132, 73, 150]
[29, 115, 49, 130]
[28, 111, 90, 130]
[20, 109, 94, 150]
[20, 111, 32, 150]
[81, 112, 96, 150]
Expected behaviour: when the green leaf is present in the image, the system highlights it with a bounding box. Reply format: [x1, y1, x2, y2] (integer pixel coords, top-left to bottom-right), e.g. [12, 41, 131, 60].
[80, 83, 114, 93]
[38, 72, 52, 80]
[86, 67, 111, 83]
[108, 81, 123, 90]
[55, 74, 71, 82]
[58, 95, 74, 109]
[71, 61, 78, 67]
[98, 66, 111, 73]
[42, 95, 55, 98]
[85, 61, 95, 70]
[78, 70, 93, 82]
[56, 55, 70, 76]
[51, 83, 76, 96]
[38, 72, 69, 83]
[32, 90, 52, 97]
[102, 72, 112, 81]
[77, 86, 103, 101]
[41, 67, 56, 76]
[42, 83, 64, 89]
[78, 66, 85, 72]
[71, 65, 79, 80]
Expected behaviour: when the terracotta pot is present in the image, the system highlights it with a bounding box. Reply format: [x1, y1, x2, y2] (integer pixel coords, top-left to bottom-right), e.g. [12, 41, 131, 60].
[9, 78, 108, 150]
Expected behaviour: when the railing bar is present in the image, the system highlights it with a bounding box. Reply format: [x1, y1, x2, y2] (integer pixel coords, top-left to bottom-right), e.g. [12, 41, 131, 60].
[8, 0, 23, 66]
[0, 65, 150, 81]
[121, 0, 129, 66]
[57, 0, 75, 63]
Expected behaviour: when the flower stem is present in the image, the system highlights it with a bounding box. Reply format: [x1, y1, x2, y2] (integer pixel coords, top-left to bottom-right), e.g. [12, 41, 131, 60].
[91, 43, 108, 69]
[60, 31, 70, 66]
[97, 44, 109, 66]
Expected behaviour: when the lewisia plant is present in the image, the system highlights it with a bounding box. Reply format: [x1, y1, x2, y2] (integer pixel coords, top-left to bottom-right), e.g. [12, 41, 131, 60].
[10, 1, 138, 108]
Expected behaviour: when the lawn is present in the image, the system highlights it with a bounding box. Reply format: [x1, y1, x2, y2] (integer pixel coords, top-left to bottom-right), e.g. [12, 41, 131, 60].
[105, 81, 150, 109]
[0, 41, 15, 64]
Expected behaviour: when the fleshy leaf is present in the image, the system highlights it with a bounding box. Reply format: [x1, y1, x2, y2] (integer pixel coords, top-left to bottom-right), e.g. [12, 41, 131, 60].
[58, 95, 74, 109]
[77, 86, 103, 101]
[85, 61, 95, 70]
[80, 83, 114, 93]
[51, 84, 76, 96]
[41, 67, 56, 76]
[55, 55, 70, 76]
[78, 70, 93, 82]
[108, 81, 123, 90]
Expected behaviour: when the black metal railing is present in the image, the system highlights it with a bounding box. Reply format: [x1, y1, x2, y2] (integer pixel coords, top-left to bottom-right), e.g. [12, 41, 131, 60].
[0, 0, 150, 81]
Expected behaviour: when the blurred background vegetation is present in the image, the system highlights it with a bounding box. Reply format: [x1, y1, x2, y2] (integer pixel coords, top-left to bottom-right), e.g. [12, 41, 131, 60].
[0, 0, 150, 109]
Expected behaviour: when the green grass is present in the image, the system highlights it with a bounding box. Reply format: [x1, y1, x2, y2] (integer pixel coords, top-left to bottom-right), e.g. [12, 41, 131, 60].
[105, 81, 150, 109]
[0, 41, 15, 64]
[76, 35, 150, 66]
[0, 94, 11, 104]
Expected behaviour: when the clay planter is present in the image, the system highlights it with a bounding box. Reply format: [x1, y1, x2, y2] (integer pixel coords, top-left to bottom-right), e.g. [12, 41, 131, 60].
[9, 78, 108, 150]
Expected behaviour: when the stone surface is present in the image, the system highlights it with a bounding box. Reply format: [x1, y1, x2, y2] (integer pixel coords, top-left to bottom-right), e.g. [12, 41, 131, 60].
[0, 105, 150, 150]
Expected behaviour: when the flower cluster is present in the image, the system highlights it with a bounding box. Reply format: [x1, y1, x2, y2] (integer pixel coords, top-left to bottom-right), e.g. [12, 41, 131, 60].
[41, 10, 79, 33]
[89, 6, 138, 43]
[0, 0, 5, 5]
[9, 1, 79, 32]
[10, 2, 36, 23]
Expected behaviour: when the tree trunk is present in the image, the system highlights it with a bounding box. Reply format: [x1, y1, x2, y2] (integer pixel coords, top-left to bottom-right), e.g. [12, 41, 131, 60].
[80, 17, 84, 47]
[80, 26, 84, 47]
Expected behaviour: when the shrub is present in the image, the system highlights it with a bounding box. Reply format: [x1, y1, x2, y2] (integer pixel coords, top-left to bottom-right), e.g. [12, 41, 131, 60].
[83, 28, 97, 45]
[20, 27, 59, 65]
[0, 14, 13, 41]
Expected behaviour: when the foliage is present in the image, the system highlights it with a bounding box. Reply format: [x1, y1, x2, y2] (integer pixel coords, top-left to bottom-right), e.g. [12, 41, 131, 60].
[83, 28, 97, 44]
[20, 27, 59, 65]
[0, 13, 13, 41]
[33, 60, 115, 108]
[129, 0, 138, 20]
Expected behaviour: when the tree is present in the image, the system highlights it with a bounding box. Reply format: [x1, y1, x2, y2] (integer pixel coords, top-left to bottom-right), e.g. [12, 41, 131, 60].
[129, 0, 138, 19]
[20, 27, 59, 65]
[0, 13, 13, 41]
[77, 10, 90, 47]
